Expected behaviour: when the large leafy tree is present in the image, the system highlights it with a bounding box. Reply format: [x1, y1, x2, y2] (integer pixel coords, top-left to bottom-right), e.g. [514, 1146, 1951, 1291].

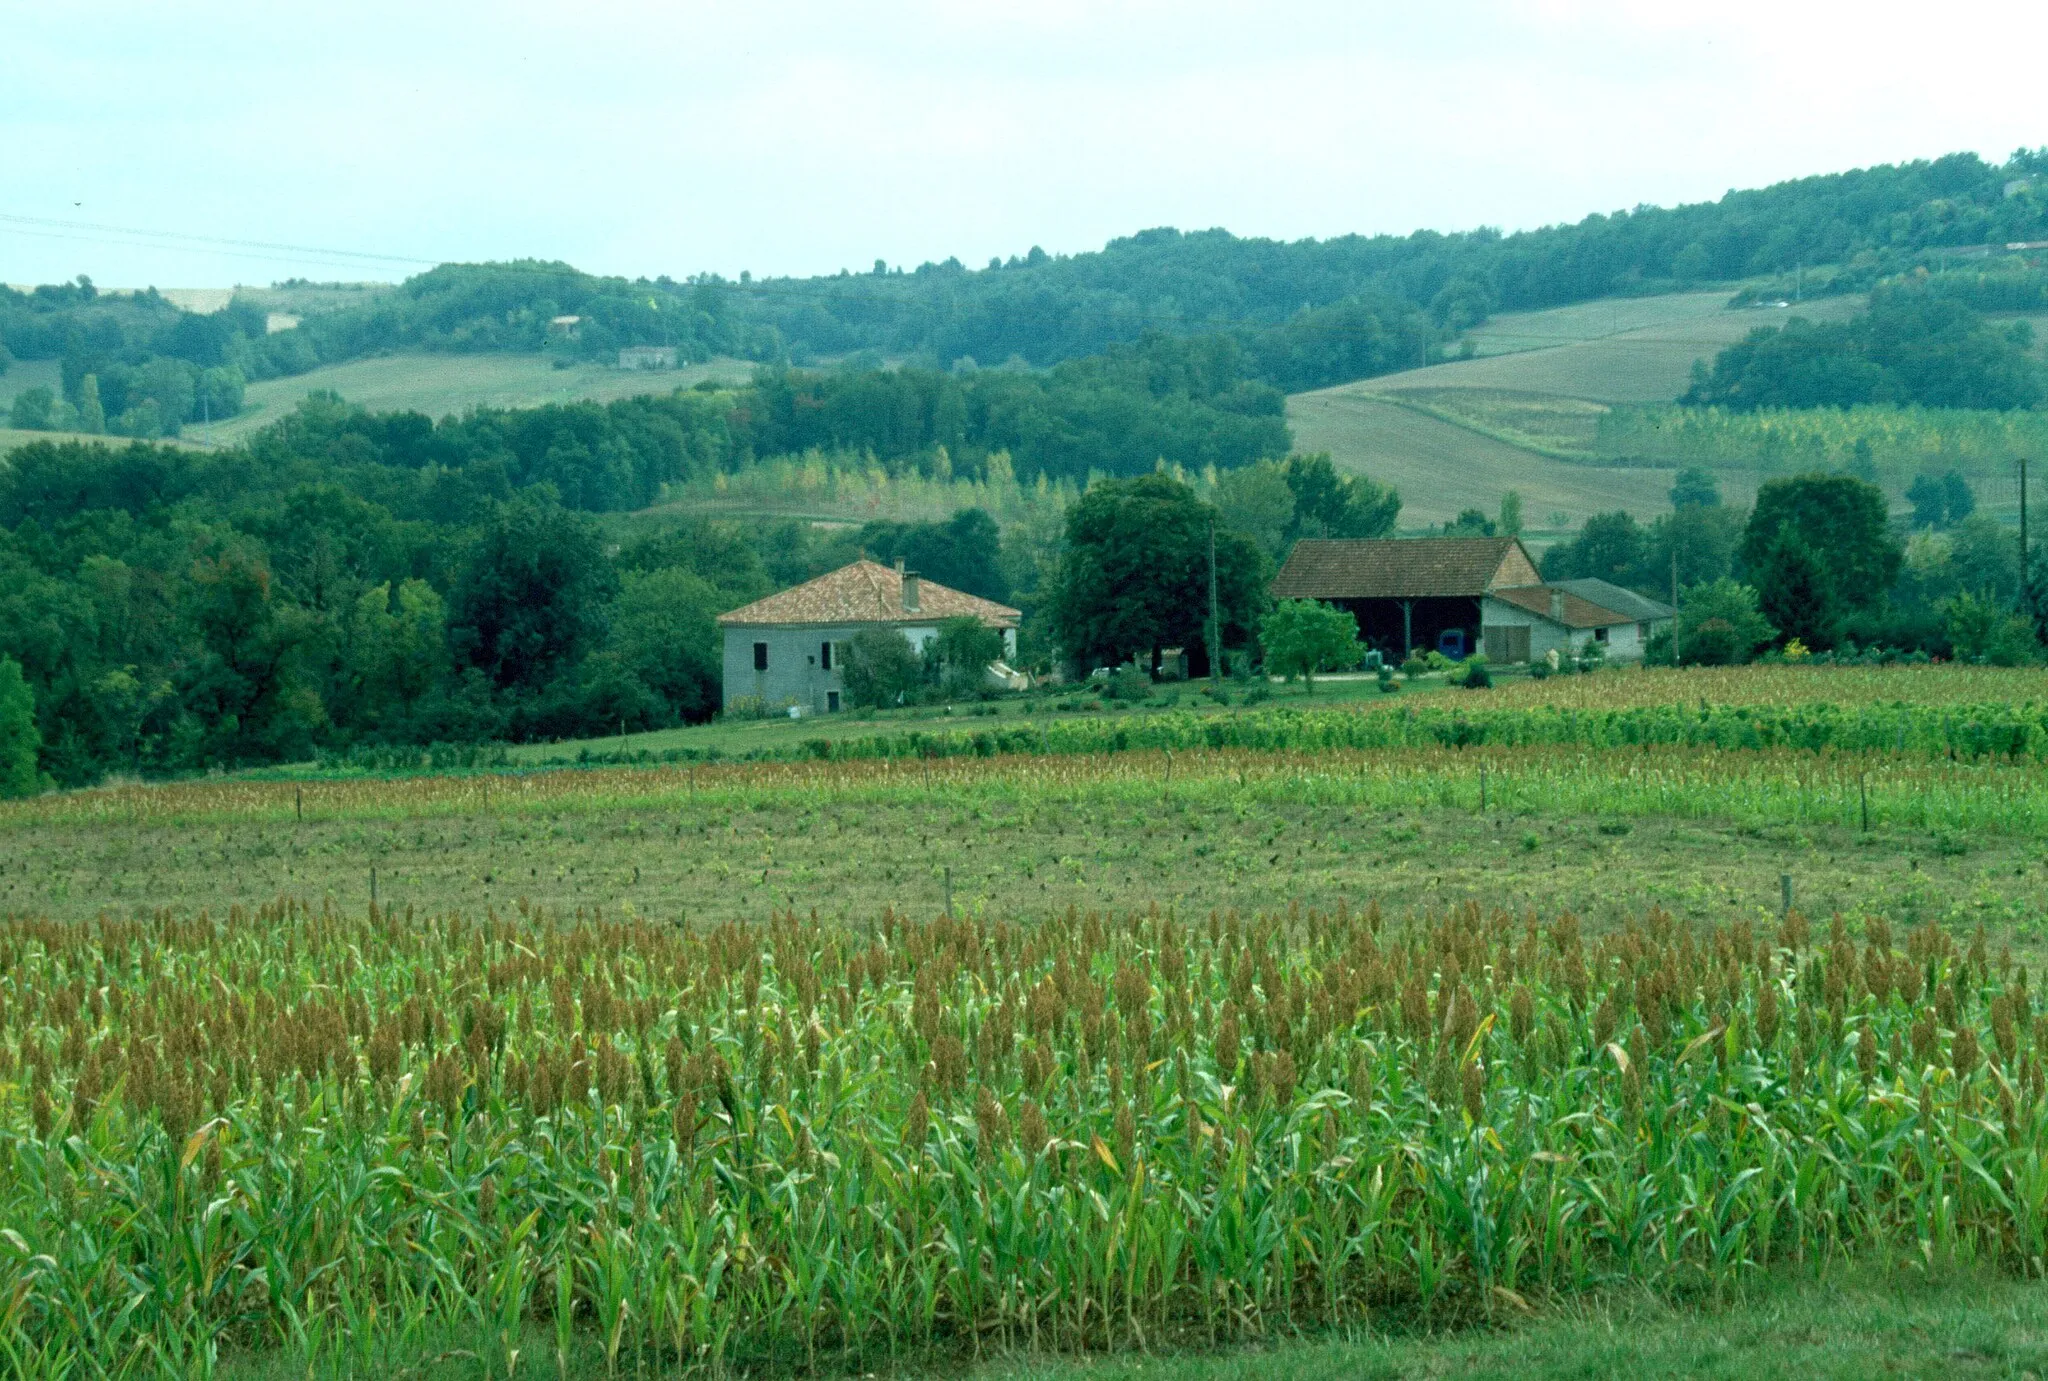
[1048, 474, 1269, 672]
[1282, 453, 1400, 542]
[450, 500, 617, 694]
[1740, 472, 1900, 612]
[1541, 511, 1647, 585]
[857, 508, 1009, 603]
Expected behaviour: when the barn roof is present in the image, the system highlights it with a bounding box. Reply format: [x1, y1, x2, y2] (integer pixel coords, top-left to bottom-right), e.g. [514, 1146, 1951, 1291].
[717, 559, 1020, 629]
[1271, 537, 1537, 599]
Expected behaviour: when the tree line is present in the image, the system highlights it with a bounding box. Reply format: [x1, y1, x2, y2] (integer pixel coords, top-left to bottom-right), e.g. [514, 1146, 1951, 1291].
[1540, 467, 2045, 665]
[1682, 285, 2044, 412]
[8, 148, 2043, 439]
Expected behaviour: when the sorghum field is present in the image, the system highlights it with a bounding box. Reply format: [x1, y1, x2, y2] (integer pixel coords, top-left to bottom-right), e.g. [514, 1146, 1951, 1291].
[3, 666, 2048, 1378]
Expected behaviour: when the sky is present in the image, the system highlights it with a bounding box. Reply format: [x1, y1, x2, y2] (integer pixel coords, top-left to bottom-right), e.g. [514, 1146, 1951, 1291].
[4, 0, 2047, 291]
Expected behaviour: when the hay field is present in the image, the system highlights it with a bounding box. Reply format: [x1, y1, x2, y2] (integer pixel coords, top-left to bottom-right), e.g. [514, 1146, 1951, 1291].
[184, 352, 756, 444]
[1288, 291, 1864, 525]
[1287, 387, 1678, 528]
[1371, 291, 1867, 404]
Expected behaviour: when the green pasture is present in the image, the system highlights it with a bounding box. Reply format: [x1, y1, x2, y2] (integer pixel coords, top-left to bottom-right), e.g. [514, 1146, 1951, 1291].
[181, 351, 756, 444]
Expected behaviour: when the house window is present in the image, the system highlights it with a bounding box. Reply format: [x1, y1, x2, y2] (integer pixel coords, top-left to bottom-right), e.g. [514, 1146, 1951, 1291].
[1593, 626, 1609, 643]
[827, 690, 841, 712]
[820, 640, 833, 671]
[753, 642, 769, 671]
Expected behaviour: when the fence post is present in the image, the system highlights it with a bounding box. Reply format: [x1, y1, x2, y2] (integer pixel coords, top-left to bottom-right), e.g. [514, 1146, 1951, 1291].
[1480, 765, 1489, 814]
[295, 785, 302, 823]
[1860, 773, 1869, 833]
[943, 866, 954, 920]
[371, 865, 379, 910]
[1780, 872, 1793, 916]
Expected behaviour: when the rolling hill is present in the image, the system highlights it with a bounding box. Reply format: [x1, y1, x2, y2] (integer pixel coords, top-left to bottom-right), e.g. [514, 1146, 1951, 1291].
[181, 351, 757, 444]
[1288, 289, 1867, 529]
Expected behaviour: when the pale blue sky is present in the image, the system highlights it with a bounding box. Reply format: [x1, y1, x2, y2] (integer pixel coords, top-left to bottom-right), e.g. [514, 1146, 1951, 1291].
[4, 0, 2044, 289]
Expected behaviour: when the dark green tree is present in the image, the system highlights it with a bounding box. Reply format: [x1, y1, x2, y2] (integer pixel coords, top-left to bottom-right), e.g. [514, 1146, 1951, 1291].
[1542, 511, 1647, 585]
[1670, 466, 1721, 509]
[1753, 530, 1842, 649]
[857, 508, 1009, 603]
[1907, 474, 1947, 529]
[1644, 504, 1743, 591]
[1741, 472, 1900, 612]
[450, 500, 617, 693]
[1048, 474, 1268, 672]
[1942, 470, 1976, 524]
[1281, 453, 1400, 542]
[0, 655, 40, 798]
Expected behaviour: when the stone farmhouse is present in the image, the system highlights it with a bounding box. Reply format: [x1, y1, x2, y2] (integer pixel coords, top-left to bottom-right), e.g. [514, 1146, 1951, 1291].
[717, 559, 1019, 714]
[1271, 537, 1673, 663]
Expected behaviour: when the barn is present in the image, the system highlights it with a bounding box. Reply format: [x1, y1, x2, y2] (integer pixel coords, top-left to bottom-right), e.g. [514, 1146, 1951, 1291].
[1270, 538, 1672, 662]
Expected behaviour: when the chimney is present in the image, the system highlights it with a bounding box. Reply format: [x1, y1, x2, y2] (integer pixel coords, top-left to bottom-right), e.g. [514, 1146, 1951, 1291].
[1548, 588, 1565, 623]
[902, 568, 921, 614]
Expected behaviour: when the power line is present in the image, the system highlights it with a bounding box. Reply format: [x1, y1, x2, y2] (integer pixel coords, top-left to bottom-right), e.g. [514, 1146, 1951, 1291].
[0, 213, 436, 268]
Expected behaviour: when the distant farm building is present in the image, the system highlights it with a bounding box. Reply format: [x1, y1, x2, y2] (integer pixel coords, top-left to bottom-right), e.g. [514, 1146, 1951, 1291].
[1270, 537, 1672, 662]
[546, 315, 582, 339]
[717, 559, 1020, 714]
[618, 345, 678, 370]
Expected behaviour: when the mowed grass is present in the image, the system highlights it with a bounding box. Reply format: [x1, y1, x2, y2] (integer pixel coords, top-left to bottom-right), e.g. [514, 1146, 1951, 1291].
[216, 1262, 2048, 1378]
[182, 351, 757, 444]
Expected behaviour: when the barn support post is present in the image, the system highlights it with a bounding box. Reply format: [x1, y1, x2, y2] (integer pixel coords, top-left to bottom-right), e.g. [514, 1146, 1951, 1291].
[1400, 600, 1413, 659]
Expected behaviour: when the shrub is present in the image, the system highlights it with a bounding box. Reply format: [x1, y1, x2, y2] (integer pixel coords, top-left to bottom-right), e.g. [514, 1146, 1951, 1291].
[1458, 656, 1493, 689]
[843, 629, 924, 708]
[1401, 656, 1430, 679]
[1107, 664, 1153, 702]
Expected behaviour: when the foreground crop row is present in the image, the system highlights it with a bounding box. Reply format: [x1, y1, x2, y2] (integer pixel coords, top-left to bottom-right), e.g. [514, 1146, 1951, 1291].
[2, 891, 2045, 1377]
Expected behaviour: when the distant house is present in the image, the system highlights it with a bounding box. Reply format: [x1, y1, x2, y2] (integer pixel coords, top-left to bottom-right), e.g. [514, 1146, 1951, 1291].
[546, 315, 582, 339]
[716, 559, 1020, 714]
[1269, 538, 1672, 662]
[619, 346, 677, 370]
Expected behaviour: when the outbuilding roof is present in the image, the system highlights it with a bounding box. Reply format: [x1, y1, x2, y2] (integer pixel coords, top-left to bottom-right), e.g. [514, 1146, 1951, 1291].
[1489, 585, 1640, 629]
[1546, 578, 1675, 624]
[717, 559, 1020, 629]
[1271, 537, 1539, 599]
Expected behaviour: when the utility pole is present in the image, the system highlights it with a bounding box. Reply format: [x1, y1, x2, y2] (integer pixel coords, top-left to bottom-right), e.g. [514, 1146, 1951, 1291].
[2022, 457, 2033, 623]
[1670, 545, 1681, 663]
[1207, 516, 1222, 684]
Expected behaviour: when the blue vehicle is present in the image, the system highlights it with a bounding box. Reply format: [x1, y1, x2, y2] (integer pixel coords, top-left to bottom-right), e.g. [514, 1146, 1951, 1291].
[1436, 628, 1467, 661]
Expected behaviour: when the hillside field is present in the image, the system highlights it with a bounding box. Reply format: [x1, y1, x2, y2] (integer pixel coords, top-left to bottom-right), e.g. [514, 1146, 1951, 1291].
[182, 351, 757, 444]
[1288, 290, 1865, 527]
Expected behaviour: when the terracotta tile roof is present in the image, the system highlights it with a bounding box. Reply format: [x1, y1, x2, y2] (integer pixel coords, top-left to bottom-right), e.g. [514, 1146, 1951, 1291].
[1548, 578, 1675, 623]
[1271, 537, 1538, 599]
[717, 559, 1020, 628]
[1490, 584, 1641, 629]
